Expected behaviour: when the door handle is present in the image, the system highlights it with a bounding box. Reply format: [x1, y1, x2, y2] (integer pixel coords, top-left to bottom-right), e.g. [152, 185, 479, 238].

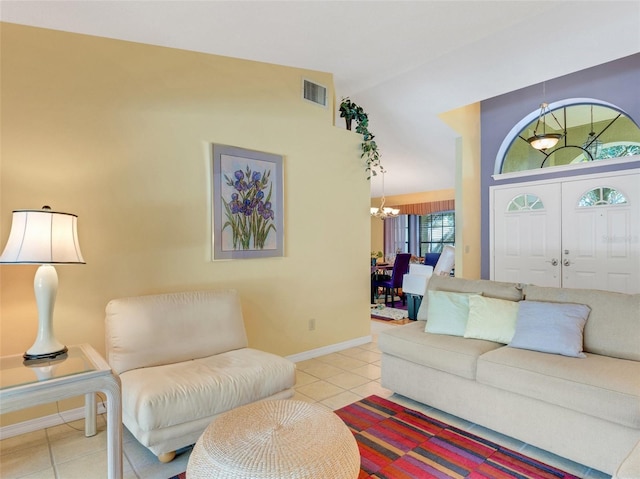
[563, 259, 571, 267]
[547, 259, 558, 266]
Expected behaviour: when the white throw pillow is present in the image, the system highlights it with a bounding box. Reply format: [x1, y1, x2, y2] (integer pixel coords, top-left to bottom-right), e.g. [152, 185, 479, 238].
[509, 300, 591, 358]
[464, 295, 520, 344]
[425, 290, 481, 336]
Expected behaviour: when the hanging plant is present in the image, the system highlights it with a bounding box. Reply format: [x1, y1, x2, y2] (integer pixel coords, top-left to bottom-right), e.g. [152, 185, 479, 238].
[339, 97, 384, 178]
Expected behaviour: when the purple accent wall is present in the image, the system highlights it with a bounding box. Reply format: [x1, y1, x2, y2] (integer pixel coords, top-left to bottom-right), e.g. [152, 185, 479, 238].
[480, 53, 640, 278]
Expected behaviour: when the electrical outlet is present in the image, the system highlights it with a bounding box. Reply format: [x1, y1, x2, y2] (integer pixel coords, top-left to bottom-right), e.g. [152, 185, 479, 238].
[308, 318, 316, 331]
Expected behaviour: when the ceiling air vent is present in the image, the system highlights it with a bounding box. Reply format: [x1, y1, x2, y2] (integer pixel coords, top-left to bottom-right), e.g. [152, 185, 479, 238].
[302, 79, 327, 107]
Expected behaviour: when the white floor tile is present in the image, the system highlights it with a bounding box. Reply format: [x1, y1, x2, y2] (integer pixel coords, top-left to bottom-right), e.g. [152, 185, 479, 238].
[298, 362, 344, 380]
[324, 371, 371, 389]
[351, 363, 381, 380]
[295, 380, 345, 401]
[0, 429, 48, 455]
[0, 442, 52, 478]
[320, 391, 362, 411]
[48, 424, 107, 464]
[294, 370, 319, 386]
[314, 352, 368, 370]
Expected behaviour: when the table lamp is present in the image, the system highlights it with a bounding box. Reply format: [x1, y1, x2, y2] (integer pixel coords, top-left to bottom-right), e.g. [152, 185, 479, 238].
[0, 206, 85, 360]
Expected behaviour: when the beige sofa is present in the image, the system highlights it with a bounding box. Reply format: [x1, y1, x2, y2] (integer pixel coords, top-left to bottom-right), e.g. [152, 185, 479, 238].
[105, 289, 296, 462]
[379, 275, 640, 476]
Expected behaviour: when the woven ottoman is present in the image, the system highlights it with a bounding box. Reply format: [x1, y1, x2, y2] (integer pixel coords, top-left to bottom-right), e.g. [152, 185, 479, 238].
[187, 399, 360, 479]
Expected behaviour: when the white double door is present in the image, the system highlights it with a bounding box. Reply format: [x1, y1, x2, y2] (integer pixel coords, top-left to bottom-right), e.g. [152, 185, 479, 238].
[491, 170, 640, 293]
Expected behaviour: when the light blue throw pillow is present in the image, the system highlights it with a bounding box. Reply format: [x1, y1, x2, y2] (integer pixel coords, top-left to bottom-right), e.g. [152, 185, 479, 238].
[509, 300, 591, 358]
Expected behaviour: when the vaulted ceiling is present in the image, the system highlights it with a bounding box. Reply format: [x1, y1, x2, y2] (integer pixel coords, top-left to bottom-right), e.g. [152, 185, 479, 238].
[2, 1, 639, 196]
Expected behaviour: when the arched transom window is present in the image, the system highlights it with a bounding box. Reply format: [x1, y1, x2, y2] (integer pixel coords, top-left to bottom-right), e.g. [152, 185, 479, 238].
[578, 187, 628, 207]
[507, 194, 544, 211]
[496, 99, 640, 175]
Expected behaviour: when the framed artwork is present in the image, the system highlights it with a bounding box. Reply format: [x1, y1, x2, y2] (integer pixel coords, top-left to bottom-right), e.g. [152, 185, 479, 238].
[211, 144, 284, 260]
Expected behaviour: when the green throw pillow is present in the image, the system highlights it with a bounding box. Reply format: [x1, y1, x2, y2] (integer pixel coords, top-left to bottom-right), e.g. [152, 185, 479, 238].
[464, 295, 520, 344]
[425, 290, 481, 336]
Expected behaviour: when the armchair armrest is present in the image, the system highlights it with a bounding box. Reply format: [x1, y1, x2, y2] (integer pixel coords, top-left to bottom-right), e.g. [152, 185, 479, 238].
[402, 265, 434, 296]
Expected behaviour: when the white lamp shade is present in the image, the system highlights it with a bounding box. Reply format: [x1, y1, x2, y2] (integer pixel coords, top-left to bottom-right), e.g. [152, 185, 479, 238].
[527, 134, 562, 150]
[0, 209, 85, 264]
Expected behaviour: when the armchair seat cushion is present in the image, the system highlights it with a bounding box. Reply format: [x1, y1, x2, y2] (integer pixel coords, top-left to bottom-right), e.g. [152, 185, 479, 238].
[121, 347, 295, 432]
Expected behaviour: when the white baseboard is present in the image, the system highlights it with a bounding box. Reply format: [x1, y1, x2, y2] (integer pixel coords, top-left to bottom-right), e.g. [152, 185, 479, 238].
[1, 336, 372, 439]
[0, 403, 107, 440]
[286, 335, 372, 363]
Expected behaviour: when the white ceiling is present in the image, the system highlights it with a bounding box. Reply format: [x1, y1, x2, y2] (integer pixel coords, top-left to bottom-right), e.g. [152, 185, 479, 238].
[1, 1, 639, 197]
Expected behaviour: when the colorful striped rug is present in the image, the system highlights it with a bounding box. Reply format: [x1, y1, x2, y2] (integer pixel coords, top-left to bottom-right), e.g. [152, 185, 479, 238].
[336, 395, 580, 479]
[169, 395, 580, 479]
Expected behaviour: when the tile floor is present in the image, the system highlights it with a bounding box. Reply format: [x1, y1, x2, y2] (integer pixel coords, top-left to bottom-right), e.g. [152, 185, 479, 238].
[0, 321, 611, 479]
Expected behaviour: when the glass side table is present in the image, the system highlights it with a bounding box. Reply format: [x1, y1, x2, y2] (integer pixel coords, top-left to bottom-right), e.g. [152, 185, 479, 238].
[0, 344, 122, 479]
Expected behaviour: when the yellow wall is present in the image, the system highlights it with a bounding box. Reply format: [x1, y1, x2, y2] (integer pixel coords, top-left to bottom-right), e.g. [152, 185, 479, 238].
[0, 24, 371, 424]
[440, 103, 481, 279]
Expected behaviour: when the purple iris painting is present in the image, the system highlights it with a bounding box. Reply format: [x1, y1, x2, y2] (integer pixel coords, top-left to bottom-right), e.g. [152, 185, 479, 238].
[212, 144, 283, 260]
[221, 162, 276, 251]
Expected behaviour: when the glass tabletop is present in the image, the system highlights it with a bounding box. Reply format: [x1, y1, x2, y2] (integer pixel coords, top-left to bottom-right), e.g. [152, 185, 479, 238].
[0, 346, 97, 390]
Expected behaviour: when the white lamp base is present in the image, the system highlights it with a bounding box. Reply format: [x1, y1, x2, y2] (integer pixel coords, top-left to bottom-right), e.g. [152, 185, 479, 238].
[24, 264, 68, 360]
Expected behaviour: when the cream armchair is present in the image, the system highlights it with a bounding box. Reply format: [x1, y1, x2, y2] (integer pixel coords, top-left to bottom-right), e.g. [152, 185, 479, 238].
[105, 289, 296, 463]
[402, 264, 434, 297]
[402, 246, 456, 319]
[433, 245, 455, 277]
[402, 264, 434, 319]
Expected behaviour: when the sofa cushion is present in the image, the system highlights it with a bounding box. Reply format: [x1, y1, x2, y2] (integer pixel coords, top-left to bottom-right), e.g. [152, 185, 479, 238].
[106, 289, 248, 374]
[509, 300, 591, 358]
[379, 320, 504, 380]
[425, 290, 481, 336]
[523, 285, 640, 361]
[120, 348, 296, 432]
[417, 276, 523, 321]
[464, 295, 520, 344]
[477, 346, 640, 428]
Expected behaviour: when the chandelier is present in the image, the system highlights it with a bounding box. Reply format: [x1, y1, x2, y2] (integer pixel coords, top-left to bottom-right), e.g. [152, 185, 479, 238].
[370, 172, 399, 219]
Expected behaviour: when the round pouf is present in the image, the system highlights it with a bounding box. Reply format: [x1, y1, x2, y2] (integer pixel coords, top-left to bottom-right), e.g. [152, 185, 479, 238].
[187, 399, 360, 479]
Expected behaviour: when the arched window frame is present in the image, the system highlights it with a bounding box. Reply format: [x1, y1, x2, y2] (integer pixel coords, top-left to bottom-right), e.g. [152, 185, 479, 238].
[494, 98, 640, 176]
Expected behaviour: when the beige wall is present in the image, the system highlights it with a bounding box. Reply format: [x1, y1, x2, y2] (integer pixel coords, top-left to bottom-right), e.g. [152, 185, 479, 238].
[441, 103, 481, 279]
[0, 24, 371, 424]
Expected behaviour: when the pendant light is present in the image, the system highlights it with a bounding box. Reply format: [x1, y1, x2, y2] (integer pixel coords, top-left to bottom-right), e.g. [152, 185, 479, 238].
[527, 84, 564, 150]
[582, 105, 603, 161]
[527, 102, 564, 150]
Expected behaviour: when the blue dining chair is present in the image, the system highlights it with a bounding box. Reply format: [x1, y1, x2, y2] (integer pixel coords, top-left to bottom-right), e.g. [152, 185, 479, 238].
[371, 253, 412, 307]
[423, 253, 441, 268]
